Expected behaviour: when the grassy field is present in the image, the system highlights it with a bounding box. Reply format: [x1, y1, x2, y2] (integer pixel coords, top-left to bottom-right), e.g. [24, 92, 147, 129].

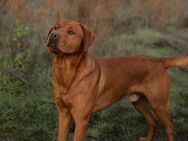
[0, 23, 188, 141]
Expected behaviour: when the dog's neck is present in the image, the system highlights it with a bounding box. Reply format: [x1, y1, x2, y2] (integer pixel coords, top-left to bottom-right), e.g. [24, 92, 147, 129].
[55, 53, 85, 68]
[53, 52, 87, 94]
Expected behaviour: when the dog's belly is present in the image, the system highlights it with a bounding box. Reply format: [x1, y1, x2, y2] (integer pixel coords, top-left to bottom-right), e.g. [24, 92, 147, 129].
[92, 84, 131, 113]
[92, 83, 142, 113]
[92, 93, 125, 113]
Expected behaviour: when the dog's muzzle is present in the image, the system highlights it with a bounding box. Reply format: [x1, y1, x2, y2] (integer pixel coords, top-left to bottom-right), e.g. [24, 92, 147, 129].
[47, 32, 59, 48]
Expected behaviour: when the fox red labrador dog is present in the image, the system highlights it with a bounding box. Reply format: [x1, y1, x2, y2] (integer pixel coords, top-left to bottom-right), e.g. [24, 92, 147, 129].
[46, 19, 188, 141]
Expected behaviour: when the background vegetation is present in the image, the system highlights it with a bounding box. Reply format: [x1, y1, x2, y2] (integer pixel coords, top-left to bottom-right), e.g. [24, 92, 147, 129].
[0, 0, 188, 141]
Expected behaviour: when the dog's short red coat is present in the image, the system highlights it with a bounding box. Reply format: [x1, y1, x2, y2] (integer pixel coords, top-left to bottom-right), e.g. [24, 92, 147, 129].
[46, 19, 188, 141]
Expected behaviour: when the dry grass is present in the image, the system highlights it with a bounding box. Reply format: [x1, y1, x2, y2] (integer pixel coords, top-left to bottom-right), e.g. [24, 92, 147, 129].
[1, 0, 187, 37]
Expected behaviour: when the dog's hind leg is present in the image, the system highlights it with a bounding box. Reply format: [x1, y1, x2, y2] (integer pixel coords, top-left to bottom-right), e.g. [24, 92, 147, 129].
[151, 102, 174, 141]
[148, 74, 174, 141]
[132, 95, 157, 141]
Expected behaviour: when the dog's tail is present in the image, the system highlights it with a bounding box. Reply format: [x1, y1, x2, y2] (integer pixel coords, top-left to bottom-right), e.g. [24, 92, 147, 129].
[161, 54, 188, 69]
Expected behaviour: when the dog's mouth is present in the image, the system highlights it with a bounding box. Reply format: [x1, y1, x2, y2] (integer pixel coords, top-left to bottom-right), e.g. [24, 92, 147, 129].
[47, 45, 59, 53]
[46, 41, 58, 52]
[47, 42, 56, 48]
[47, 42, 65, 55]
[47, 38, 58, 48]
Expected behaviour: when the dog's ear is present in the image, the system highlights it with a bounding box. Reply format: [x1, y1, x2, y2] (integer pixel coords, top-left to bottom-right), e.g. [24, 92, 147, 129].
[79, 24, 95, 51]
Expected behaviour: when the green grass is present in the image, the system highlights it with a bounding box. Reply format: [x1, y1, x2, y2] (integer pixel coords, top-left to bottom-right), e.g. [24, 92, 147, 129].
[0, 25, 188, 141]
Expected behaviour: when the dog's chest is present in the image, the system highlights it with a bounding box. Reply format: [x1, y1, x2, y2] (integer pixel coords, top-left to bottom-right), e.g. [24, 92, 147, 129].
[55, 66, 77, 93]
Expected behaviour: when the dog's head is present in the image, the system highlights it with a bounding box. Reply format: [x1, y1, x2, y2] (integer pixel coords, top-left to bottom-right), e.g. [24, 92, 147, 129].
[46, 19, 95, 55]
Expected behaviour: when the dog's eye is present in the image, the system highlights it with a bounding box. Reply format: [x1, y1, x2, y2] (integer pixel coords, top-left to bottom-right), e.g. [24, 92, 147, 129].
[68, 30, 76, 36]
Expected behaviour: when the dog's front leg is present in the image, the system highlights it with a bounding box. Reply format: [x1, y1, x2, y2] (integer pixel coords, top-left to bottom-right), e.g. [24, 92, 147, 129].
[57, 111, 71, 141]
[55, 98, 71, 141]
[72, 111, 90, 141]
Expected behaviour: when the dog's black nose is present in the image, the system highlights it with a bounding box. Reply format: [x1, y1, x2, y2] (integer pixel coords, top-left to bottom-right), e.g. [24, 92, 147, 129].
[50, 32, 59, 41]
[47, 32, 59, 48]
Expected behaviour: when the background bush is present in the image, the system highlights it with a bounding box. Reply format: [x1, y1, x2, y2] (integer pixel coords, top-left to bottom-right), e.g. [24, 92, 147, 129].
[0, 0, 188, 141]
